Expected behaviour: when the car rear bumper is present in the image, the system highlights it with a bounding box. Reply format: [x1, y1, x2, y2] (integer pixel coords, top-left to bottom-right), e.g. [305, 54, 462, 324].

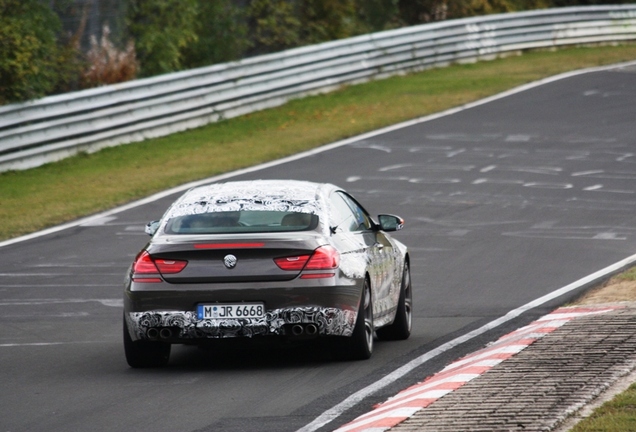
[126, 306, 357, 342]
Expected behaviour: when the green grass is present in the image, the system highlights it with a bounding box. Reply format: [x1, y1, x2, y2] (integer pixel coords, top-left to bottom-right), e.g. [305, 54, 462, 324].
[615, 267, 636, 282]
[570, 383, 636, 431]
[3, 44, 636, 429]
[2, 44, 636, 241]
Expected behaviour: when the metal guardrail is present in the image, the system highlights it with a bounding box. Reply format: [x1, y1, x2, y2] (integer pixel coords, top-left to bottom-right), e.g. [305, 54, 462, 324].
[1, 5, 636, 172]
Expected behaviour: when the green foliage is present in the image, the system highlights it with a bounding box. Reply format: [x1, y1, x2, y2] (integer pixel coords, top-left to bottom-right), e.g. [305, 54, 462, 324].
[0, 0, 62, 104]
[3, 44, 636, 240]
[446, 0, 517, 17]
[126, 0, 199, 77]
[182, 0, 249, 68]
[298, 0, 361, 45]
[0, 0, 628, 102]
[247, 0, 301, 53]
[398, 0, 449, 24]
[571, 383, 636, 431]
[397, 0, 550, 24]
[357, 0, 402, 32]
[552, 0, 635, 5]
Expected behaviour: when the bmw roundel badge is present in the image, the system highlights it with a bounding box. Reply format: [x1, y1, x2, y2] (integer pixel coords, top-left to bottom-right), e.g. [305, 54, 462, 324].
[223, 254, 238, 269]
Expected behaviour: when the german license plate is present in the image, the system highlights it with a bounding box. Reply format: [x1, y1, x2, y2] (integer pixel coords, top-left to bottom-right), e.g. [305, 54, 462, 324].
[197, 303, 265, 319]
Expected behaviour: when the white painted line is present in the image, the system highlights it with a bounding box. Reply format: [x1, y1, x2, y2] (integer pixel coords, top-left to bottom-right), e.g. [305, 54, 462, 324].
[0, 298, 123, 307]
[3, 60, 636, 250]
[297, 251, 636, 432]
[480, 165, 497, 173]
[336, 305, 621, 432]
[2, 58, 635, 432]
[0, 341, 101, 348]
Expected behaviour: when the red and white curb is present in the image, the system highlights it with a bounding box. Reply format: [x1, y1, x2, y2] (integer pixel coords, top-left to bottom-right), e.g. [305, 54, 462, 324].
[334, 306, 620, 432]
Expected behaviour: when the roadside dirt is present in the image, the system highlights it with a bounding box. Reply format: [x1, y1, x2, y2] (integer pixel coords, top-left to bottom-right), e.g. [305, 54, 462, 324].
[573, 271, 636, 305]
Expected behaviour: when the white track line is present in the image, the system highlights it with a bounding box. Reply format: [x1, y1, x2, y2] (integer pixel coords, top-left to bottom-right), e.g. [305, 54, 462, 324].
[297, 253, 636, 432]
[2, 60, 636, 250]
[3, 60, 636, 432]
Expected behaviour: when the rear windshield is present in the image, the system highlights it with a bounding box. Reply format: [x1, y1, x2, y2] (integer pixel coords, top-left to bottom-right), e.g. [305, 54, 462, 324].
[164, 211, 318, 234]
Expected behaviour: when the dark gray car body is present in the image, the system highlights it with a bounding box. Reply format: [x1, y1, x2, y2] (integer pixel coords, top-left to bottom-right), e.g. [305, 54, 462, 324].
[123, 180, 409, 365]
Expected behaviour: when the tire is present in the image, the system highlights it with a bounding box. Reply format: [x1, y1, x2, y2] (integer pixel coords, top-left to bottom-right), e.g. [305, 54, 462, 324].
[123, 316, 171, 368]
[377, 261, 412, 341]
[335, 279, 374, 361]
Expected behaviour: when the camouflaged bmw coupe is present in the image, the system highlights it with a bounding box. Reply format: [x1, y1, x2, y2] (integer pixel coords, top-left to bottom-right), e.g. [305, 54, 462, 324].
[123, 180, 411, 367]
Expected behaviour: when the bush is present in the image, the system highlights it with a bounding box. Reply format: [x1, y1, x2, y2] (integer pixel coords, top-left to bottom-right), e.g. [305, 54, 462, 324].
[0, 0, 62, 104]
[299, 0, 365, 45]
[82, 25, 138, 87]
[182, 0, 249, 68]
[357, 0, 402, 33]
[248, 0, 301, 54]
[126, 0, 198, 77]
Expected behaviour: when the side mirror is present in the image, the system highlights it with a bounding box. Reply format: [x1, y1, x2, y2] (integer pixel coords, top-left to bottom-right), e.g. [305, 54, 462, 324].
[145, 220, 160, 236]
[378, 214, 404, 232]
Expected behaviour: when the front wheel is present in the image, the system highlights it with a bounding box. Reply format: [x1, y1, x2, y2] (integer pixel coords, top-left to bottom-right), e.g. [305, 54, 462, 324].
[377, 262, 412, 341]
[123, 316, 171, 368]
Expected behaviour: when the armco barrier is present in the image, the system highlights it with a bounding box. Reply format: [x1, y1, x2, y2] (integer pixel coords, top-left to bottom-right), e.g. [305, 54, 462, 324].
[1, 5, 635, 172]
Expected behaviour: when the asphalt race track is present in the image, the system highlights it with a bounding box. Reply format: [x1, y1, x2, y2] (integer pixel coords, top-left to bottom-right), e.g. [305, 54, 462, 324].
[1, 63, 636, 432]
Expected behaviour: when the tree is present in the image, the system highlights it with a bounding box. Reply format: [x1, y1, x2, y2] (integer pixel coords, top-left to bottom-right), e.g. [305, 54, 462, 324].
[182, 0, 249, 68]
[357, 0, 402, 33]
[126, 0, 199, 77]
[298, 0, 362, 45]
[248, 0, 301, 54]
[398, 0, 550, 24]
[0, 0, 61, 103]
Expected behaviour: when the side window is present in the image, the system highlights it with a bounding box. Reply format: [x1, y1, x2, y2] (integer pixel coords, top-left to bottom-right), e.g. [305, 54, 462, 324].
[329, 192, 358, 232]
[334, 192, 373, 231]
[337, 192, 373, 232]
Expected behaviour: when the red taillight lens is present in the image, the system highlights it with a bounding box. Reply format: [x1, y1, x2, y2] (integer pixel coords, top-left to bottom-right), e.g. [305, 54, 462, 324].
[274, 246, 339, 272]
[132, 251, 160, 274]
[305, 246, 339, 269]
[274, 254, 311, 271]
[132, 251, 187, 282]
[154, 258, 188, 274]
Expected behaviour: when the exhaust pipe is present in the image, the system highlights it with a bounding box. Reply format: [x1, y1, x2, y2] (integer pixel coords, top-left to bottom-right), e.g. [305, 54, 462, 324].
[305, 324, 318, 336]
[160, 328, 173, 339]
[291, 324, 304, 336]
[147, 328, 159, 340]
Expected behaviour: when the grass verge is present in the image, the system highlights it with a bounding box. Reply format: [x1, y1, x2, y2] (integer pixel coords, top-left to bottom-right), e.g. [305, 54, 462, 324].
[2, 44, 636, 241]
[568, 266, 636, 431]
[569, 383, 636, 431]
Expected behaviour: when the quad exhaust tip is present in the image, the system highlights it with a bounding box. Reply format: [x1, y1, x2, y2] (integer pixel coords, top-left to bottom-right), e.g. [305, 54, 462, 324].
[146, 328, 173, 340]
[291, 324, 318, 336]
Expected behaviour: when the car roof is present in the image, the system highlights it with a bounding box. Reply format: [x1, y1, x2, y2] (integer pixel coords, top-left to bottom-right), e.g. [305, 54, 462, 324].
[163, 180, 339, 219]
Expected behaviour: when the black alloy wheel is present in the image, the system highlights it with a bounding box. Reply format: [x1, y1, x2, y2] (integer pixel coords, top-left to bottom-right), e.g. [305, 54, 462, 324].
[343, 278, 374, 360]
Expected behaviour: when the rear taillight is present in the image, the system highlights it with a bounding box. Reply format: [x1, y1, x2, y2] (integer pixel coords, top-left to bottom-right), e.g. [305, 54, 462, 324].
[274, 246, 339, 276]
[132, 251, 160, 274]
[274, 254, 311, 271]
[132, 251, 187, 283]
[304, 246, 339, 270]
[154, 258, 188, 274]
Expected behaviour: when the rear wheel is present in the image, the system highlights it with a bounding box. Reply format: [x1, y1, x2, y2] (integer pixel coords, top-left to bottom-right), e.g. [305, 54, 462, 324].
[377, 262, 412, 341]
[123, 316, 171, 368]
[336, 279, 374, 360]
